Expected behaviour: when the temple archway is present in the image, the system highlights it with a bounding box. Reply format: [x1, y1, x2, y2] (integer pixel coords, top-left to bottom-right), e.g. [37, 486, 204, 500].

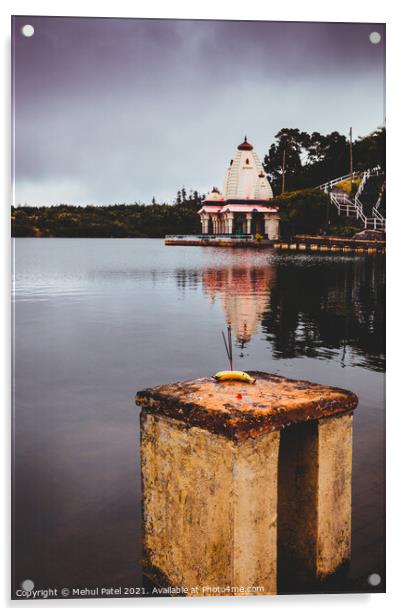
[251, 212, 264, 235]
[234, 214, 244, 236]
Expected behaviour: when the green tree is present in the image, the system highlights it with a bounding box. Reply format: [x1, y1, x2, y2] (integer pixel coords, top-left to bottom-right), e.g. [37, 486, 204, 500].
[263, 128, 310, 193]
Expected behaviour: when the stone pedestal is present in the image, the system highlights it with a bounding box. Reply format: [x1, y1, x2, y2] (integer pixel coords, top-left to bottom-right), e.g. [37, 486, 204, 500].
[136, 372, 357, 596]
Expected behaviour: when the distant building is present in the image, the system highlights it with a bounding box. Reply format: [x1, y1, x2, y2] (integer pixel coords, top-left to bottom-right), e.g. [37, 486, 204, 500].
[198, 137, 280, 239]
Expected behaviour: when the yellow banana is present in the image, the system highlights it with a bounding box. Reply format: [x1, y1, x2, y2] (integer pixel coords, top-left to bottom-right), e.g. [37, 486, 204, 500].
[213, 370, 256, 384]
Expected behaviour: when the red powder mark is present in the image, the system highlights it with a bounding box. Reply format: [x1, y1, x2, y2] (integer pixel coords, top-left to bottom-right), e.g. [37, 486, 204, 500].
[236, 393, 243, 400]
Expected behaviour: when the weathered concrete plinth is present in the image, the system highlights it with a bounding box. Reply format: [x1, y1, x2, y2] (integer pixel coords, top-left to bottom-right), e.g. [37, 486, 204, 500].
[278, 413, 353, 590]
[135, 372, 358, 596]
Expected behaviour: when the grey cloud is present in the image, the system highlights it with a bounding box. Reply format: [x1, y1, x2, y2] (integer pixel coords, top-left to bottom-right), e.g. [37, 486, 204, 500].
[12, 17, 385, 205]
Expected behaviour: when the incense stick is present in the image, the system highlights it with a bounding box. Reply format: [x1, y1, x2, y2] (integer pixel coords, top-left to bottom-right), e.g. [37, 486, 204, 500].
[221, 330, 230, 364]
[221, 325, 233, 371]
[228, 324, 233, 370]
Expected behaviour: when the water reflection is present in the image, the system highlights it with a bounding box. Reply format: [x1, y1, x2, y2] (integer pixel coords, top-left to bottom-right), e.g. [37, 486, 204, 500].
[202, 265, 275, 346]
[261, 256, 385, 371]
[176, 254, 385, 372]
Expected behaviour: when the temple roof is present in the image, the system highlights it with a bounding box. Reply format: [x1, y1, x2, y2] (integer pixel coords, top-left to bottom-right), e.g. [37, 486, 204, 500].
[202, 137, 274, 205]
[221, 205, 277, 213]
[199, 205, 224, 213]
[198, 203, 278, 214]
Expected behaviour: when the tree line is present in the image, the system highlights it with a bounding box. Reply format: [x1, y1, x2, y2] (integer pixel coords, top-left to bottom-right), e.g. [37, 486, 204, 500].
[263, 126, 385, 194]
[12, 127, 385, 238]
[11, 201, 202, 238]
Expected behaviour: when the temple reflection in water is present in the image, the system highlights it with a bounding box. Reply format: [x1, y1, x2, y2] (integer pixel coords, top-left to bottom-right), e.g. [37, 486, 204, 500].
[175, 253, 385, 372]
[202, 265, 275, 347]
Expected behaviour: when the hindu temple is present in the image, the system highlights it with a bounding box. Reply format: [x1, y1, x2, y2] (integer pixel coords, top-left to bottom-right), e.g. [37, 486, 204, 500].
[198, 137, 280, 239]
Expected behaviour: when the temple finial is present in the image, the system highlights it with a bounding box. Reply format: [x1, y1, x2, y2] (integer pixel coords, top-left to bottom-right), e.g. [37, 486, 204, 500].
[238, 136, 253, 151]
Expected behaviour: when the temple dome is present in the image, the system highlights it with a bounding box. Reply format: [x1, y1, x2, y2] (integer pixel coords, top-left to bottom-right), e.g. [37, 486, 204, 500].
[222, 138, 273, 201]
[204, 187, 224, 202]
[237, 136, 253, 151]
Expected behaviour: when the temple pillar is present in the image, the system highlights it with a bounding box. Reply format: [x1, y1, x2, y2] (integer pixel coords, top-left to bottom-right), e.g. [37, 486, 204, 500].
[227, 213, 234, 235]
[211, 215, 218, 235]
[245, 213, 252, 235]
[201, 214, 209, 235]
[265, 213, 280, 240]
[264, 213, 270, 237]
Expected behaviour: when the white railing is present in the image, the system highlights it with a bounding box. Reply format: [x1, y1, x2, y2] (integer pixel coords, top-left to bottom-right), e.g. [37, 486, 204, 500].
[330, 193, 384, 230]
[356, 173, 386, 229]
[374, 191, 383, 212]
[366, 218, 385, 230]
[355, 170, 370, 201]
[355, 197, 385, 229]
[316, 166, 383, 193]
[373, 210, 385, 223]
[373, 206, 385, 227]
[330, 193, 357, 218]
[331, 193, 354, 205]
[372, 180, 386, 225]
[325, 167, 385, 231]
[355, 196, 365, 220]
[316, 171, 361, 192]
[374, 206, 385, 220]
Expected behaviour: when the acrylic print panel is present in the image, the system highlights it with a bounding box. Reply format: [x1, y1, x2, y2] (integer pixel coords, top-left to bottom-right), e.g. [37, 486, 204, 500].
[11, 16, 385, 600]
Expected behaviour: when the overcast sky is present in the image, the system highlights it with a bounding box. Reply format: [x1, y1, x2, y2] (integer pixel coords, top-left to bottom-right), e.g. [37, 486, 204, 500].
[12, 17, 385, 206]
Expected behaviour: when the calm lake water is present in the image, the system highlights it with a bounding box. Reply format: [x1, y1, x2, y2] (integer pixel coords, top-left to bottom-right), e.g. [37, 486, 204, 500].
[12, 238, 385, 596]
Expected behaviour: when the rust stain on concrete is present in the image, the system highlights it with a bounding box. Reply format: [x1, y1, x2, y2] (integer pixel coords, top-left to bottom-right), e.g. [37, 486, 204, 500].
[136, 371, 358, 441]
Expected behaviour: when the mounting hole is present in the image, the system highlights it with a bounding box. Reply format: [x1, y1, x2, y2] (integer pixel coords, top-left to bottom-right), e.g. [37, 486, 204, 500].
[369, 32, 381, 44]
[21, 579, 34, 592]
[21, 24, 35, 38]
[368, 573, 381, 586]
